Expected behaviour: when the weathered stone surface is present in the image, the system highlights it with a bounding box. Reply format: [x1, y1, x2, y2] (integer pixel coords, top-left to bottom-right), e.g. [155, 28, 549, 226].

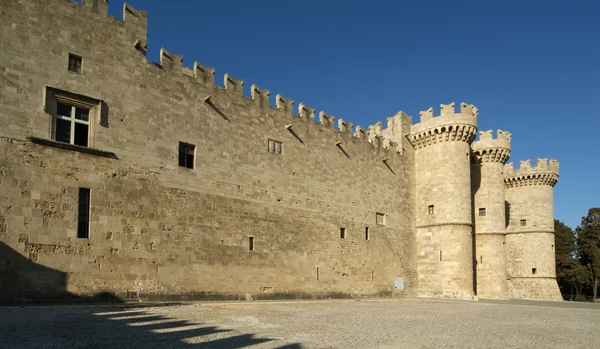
[0, 0, 560, 302]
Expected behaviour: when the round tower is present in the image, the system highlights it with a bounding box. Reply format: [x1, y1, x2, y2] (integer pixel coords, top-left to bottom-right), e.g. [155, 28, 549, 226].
[409, 102, 478, 299]
[504, 159, 562, 300]
[471, 130, 511, 299]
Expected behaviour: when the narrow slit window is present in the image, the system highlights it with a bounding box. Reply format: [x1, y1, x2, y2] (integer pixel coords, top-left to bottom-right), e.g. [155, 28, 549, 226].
[365, 227, 369, 240]
[316, 267, 320, 281]
[77, 188, 90, 239]
[428, 205, 434, 215]
[479, 208, 486, 216]
[249, 236, 254, 251]
[178, 142, 195, 169]
[520, 219, 527, 226]
[268, 139, 282, 154]
[68, 54, 82, 73]
[340, 227, 346, 239]
[376, 212, 386, 225]
[439, 250, 443, 261]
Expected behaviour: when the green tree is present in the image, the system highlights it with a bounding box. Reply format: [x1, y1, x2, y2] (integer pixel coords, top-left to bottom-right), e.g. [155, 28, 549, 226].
[555, 219, 590, 299]
[577, 208, 600, 301]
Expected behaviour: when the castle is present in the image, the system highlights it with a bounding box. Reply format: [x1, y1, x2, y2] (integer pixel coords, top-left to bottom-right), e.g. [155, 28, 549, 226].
[0, 0, 562, 302]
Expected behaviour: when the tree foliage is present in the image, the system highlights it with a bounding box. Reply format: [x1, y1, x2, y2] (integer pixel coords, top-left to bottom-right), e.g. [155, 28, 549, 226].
[555, 219, 590, 299]
[577, 208, 600, 301]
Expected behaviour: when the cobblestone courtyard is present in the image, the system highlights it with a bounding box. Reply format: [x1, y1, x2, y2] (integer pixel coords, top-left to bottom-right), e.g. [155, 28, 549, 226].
[0, 298, 598, 348]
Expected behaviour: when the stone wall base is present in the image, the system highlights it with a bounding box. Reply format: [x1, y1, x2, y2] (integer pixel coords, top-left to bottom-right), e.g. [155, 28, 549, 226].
[507, 277, 563, 301]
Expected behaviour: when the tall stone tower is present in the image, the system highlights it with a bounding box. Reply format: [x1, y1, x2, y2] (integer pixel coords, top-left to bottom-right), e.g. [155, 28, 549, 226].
[471, 130, 511, 299]
[504, 159, 562, 300]
[409, 102, 478, 299]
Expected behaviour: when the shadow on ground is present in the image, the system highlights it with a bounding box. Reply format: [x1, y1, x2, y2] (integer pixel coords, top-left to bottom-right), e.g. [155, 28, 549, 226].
[0, 241, 302, 348]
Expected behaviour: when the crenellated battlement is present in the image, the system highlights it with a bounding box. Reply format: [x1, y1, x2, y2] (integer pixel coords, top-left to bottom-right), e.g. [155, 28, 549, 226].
[472, 129, 512, 164]
[408, 102, 478, 149]
[69, 1, 472, 158]
[504, 159, 559, 187]
[148, 47, 411, 154]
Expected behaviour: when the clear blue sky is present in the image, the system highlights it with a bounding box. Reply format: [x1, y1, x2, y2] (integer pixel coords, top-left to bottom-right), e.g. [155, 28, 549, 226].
[107, 0, 599, 230]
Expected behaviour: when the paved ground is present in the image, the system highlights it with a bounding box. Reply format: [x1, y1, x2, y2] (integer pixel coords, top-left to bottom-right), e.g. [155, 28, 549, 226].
[0, 298, 599, 348]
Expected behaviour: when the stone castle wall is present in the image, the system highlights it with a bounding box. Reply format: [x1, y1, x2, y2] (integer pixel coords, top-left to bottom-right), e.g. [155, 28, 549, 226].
[0, 0, 417, 301]
[0, 0, 563, 303]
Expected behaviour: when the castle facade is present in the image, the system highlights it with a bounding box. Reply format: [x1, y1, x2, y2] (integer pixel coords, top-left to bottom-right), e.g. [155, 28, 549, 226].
[0, 0, 562, 302]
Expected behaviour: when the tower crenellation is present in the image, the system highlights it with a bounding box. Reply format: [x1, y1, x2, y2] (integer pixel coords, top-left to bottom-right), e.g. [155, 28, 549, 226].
[504, 158, 559, 187]
[471, 129, 511, 164]
[409, 102, 478, 149]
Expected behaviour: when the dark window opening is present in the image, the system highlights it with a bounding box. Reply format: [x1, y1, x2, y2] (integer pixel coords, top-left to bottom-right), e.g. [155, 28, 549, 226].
[178, 142, 195, 169]
[249, 237, 254, 251]
[316, 267, 320, 281]
[479, 208, 486, 216]
[428, 205, 434, 215]
[340, 227, 346, 239]
[74, 123, 89, 147]
[439, 250, 443, 261]
[68, 54, 82, 73]
[365, 227, 369, 240]
[532, 268, 537, 275]
[77, 188, 90, 239]
[520, 219, 527, 226]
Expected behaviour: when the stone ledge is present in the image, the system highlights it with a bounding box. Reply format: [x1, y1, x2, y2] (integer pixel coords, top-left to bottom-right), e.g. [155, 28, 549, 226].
[28, 136, 118, 160]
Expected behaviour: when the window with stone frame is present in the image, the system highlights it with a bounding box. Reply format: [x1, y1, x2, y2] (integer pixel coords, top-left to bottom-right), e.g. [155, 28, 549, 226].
[479, 208, 486, 216]
[520, 219, 527, 226]
[45, 87, 101, 149]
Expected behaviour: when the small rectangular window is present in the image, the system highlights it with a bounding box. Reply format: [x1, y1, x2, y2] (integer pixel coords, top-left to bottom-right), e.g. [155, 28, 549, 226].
[428, 205, 434, 215]
[77, 188, 90, 239]
[532, 268, 537, 275]
[268, 139, 282, 154]
[340, 227, 346, 239]
[249, 236, 254, 251]
[520, 219, 527, 226]
[479, 208, 486, 216]
[376, 212, 386, 225]
[178, 142, 195, 169]
[365, 227, 369, 240]
[68, 54, 82, 73]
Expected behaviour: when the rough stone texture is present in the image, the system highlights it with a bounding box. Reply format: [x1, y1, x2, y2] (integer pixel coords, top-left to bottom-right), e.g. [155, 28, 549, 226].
[411, 103, 478, 299]
[471, 130, 511, 299]
[0, 0, 562, 302]
[504, 161, 561, 300]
